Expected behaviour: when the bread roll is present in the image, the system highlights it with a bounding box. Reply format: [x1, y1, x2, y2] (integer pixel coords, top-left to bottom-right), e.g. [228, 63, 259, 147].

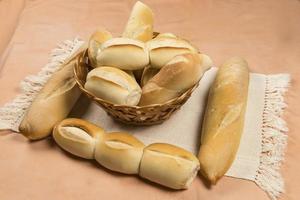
[53, 118, 105, 159]
[198, 57, 249, 184]
[140, 65, 159, 87]
[84, 67, 142, 106]
[147, 36, 198, 69]
[94, 132, 145, 174]
[122, 1, 154, 42]
[88, 30, 112, 68]
[97, 37, 149, 70]
[139, 143, 200, 189]
[139, 53, 213, 106]
[19, 50, 83, 140]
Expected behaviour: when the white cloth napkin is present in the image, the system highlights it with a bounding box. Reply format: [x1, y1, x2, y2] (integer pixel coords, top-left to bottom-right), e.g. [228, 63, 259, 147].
[0, 39, 290, 200]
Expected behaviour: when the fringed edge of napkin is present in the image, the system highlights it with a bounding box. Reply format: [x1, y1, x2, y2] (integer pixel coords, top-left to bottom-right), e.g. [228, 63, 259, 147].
[255, 74, 290, 200]
[0, 38, 84, 132]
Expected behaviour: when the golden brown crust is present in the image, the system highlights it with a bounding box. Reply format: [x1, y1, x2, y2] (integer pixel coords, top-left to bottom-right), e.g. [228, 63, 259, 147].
[198, 57, 249, 184]
[19, 60, 82, 140]
[139, 53, 212, 106]
[145, 143, 199, 162]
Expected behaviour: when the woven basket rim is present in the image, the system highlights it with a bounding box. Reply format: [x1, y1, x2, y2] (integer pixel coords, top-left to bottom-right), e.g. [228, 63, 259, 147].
[74, 49, 200, 110]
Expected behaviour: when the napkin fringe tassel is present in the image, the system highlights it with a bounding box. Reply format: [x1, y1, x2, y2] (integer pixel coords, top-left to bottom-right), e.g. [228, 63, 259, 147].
[254, 74, 290, 200]
[0, 38, 83, 132]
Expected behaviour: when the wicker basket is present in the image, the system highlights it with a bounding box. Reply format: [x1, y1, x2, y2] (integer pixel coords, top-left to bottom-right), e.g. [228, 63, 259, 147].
[74, 49, 199, 125]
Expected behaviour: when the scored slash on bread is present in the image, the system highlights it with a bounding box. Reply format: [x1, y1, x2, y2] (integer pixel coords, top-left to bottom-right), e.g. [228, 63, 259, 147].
[96, 37, 149, 70]
[84, 67, 142, 106]
[139, 53, 213, 106]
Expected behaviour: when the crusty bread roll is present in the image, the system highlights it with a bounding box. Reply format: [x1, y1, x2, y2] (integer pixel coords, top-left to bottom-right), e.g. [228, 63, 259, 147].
[84, 67, 142, 106]
[94, 132, 145, 174]
[198, 57, 249, 184]
[140, 65, 159, 87]
[97, 37, 149, 70]
[139, 53, 213, 106]
[19, 49, 84, 140]
[122, 1, 154, 42]
[147, 35, 198, 69]
[88, 30, 112, 68]
[53, 118, 105, 159]
[139, 143, 200, 189]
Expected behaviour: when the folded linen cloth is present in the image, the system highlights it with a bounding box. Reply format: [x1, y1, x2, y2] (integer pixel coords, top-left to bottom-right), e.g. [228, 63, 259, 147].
[0, 38, 290, 200]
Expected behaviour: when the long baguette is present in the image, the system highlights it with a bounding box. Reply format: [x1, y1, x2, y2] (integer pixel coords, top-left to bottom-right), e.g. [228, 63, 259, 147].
[198, 57, 249, 184]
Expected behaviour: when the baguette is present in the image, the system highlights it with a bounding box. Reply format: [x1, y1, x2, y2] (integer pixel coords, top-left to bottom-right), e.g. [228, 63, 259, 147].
[122, 1, 154, 42]
[53, 118, 105, 159]
[88, 30, 112, 68]
[97, 37, 149, 70]
[198, 57, 249, 184]
[84, 66, 142, 105]
[19, 50, 84, 140]
[139, 53, 212, 106]
[139, 143, 200, 189]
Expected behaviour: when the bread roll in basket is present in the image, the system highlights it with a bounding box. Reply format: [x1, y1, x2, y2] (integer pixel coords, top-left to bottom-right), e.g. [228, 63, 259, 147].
[74, 42, 206, 125]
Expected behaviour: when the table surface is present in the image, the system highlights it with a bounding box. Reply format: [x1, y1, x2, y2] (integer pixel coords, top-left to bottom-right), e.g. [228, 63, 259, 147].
[0, 0, 299, 200]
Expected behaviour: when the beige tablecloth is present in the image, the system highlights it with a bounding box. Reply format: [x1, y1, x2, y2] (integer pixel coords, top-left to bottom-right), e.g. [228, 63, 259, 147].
[0, 1, 299, 200]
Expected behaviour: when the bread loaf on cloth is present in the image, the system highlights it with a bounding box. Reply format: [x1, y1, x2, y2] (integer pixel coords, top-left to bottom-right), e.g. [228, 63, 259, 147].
[19, 50, 83, 140]
[84, 66, 142, 106]
[53, 118, 200, 189]
[139, 53, 213, 106]
[122, 1, 154, 42]
[96, 37, 149, 70]
[147, 34, 198, 69]
[94, 132, 145, 174]
[198, 57, 249, 184]
[53, 118, 105, 159]
[88, 30, 112, 68]
[139, 143, 200, 189]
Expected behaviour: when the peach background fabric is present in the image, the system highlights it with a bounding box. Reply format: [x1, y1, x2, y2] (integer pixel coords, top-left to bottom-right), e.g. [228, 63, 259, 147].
[0, 0, 299, 200]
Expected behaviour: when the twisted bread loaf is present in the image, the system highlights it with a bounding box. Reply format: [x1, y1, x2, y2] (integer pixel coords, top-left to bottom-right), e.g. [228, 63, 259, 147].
[53, 118, 200, 189]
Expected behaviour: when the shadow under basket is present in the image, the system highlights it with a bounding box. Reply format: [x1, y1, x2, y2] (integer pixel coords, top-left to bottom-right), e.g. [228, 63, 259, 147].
[74, 50, 199, 125]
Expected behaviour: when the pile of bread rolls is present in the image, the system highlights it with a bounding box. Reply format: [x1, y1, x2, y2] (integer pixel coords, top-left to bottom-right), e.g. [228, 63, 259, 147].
[53, 118, 200, 189]
[84, 1, 213, 106]
[19, 0, 250, 190]
[53, 56, 249, 189]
